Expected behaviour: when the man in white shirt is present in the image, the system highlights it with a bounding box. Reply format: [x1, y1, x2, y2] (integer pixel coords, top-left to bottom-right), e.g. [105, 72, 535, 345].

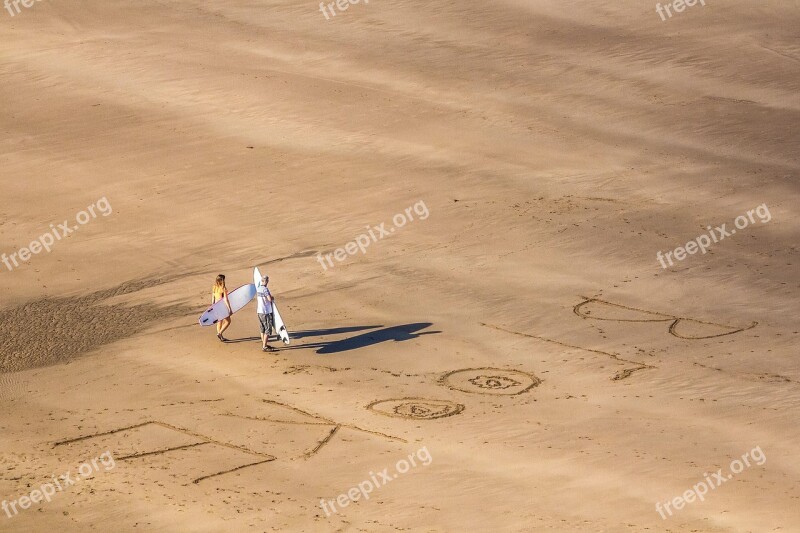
[257, 275, 276, 352]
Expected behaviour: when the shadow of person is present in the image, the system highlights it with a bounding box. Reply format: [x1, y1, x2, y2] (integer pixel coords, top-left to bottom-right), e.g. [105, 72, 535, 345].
[223, 327, 383, 345]
[278, 323, 439, 354]
[224, 336, 262, 344]
[288, 325, 383, 340]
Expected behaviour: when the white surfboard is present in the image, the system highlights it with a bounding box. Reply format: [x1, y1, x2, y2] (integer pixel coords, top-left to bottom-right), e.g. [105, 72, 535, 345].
[272, 302, 290, 345]
[254, 266, 290, 345]
[199, 284, 257, 326]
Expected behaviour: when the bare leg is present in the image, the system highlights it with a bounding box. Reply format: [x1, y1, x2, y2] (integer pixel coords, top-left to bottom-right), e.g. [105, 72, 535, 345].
[219, 318, 231, 337]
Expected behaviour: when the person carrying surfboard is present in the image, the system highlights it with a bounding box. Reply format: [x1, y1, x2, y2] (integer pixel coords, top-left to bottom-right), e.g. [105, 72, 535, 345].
[256, 275, 276, 352]
[212, 274, 233, 342]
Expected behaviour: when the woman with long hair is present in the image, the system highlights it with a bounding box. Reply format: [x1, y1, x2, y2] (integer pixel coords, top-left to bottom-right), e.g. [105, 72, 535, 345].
[212, 274, 232, 342]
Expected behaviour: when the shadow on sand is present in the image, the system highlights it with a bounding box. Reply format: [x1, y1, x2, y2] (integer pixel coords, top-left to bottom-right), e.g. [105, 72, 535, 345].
[289, 326, 382, 340]
[225, 323, 440, 354]
[224, 326, 379, 344]
[286, 323, 440, 354]
[223, 336, 262, 344]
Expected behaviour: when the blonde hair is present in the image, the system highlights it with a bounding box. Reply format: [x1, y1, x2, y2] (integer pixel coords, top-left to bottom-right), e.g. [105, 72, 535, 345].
[213, 274, 226, 291]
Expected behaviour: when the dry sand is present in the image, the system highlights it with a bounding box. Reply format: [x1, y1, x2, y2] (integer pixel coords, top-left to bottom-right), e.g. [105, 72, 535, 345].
[1, 0, 798, 531]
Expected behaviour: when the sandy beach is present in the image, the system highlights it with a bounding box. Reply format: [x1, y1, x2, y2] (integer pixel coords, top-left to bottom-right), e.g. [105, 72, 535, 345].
[1, 0, 798, 531]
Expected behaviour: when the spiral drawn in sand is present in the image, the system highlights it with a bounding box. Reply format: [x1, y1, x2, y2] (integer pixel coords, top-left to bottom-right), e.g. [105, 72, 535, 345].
[440, 368, 541, 395]
[367, 398, 465, 420]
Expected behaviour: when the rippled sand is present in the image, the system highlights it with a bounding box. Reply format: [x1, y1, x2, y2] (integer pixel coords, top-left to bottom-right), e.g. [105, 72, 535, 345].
[0, 0, 798, 531]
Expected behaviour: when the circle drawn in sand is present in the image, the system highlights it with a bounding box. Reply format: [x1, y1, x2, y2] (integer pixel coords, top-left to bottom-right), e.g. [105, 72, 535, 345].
[367, 398, 464, 420]
[440, 368, 540, 395]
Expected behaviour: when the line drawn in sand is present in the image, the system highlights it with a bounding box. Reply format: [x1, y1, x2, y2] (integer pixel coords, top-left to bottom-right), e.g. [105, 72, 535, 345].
[693, 361, 800, 386]
[54, 398, 408, 484]
[574, 297, 757, 339]
[367, 398, 465, 420]
[222, 398, 407, 459]
[439, 368, 541, 395]
[54, 420, 276, 484]
[481, 323, 654, 381]
[282, 364, 349, 375]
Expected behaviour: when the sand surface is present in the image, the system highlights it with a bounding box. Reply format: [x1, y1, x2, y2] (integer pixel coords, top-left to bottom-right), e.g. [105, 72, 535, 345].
[1, 0, 798, 531]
